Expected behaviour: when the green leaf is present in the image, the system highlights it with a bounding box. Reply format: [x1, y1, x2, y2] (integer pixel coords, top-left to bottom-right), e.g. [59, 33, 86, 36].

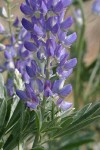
[19, 102, 25, 132]
[53, 115, 100, 138]
[35, 109, 42, 131]
[41, 126, 62, 133]
[58, 137, 94, 150]
[72, 103, 100, 125]
[61, 117, 73, 128]
[0, 99, 7, 127]
[3, 132, 19, 150]
[0, 74, 4, 99]
[4, 109, 31, 150]
[52, 103, 100, 139]
[5, 100, 22, 132]
[41, 117, 60, 131]
[0, 140, 3, 148]
[32, 147, 45, 150]
[73, 103, 92, 122]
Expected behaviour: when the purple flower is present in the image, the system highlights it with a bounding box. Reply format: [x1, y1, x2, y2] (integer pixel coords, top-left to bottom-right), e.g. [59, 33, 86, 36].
[6, 79, 14, 96]
[64, 32, 77, 46]
[52, 79, 72, 97]
[24, 41, 37, 52]
[34, 24, 44, 37]
[46, 39, 56, 56]
[57, 68, 73, 79]
[22, 18, 33, 31]
[26, 65, 36, 77]
[13, 17, 20, 27]
[56, 98, 72, 111]
[60, 16, 73, 30]
[44, 80, 53, 97]
[59, 84, 72, 97]
[0, 22, 5, 33]
[16, 83, 40, 109]
[0, 25, 31, 92]
[92, 0, 100, 15]
[25, 60, 40, 78]
[64, 58, 77, 70]
[20, 3, 33, 15]
[0, 66, 5, 72]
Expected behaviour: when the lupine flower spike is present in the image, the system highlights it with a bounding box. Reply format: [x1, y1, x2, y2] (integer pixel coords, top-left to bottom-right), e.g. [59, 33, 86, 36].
[16, 0, 77, 111]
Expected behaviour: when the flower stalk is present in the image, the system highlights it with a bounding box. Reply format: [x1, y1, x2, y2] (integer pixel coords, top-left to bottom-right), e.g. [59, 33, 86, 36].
[74, 0, 85, 109]
[7, 1, 13, 35]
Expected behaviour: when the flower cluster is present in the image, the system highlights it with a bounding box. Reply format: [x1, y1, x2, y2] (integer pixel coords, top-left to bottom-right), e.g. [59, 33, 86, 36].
[16, 0, 77, 111]
[0, 18, 32, 95]
[0, 19, 30, 70]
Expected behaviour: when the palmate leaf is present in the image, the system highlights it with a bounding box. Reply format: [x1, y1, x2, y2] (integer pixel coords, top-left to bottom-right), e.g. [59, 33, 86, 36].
[72, 102, 100, 125]
[48, 130, 95, 150]
[56, 115, 99, 138]
[52, 103, 100, 139]
[3, 106, 36, 150]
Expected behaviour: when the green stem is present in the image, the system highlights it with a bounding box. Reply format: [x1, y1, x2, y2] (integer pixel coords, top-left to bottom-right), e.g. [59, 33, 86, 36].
[51, 102, 55, 120]
[32, 15, 52, 149]
[7, 1, 13, 36]
[32, 132, 40, 148]
[18, 143, 23, 150]
[32, 86, 47, 148]
[46, 57, 51, 79]
[18, 102, 25, 150]
[84, 51, 100, 102]
[74, 0, 85, 109]
[41, 96, 46, 119]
